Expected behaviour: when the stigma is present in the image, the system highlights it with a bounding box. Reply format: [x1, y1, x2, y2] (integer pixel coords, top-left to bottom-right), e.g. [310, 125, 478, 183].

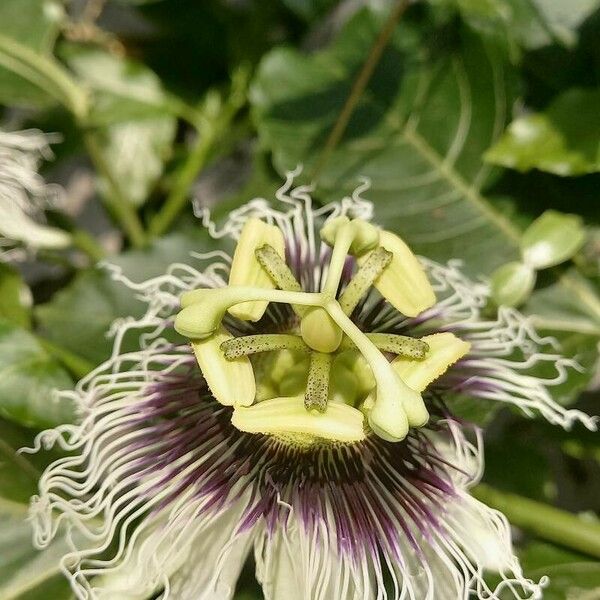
[175, 216, 470, 444]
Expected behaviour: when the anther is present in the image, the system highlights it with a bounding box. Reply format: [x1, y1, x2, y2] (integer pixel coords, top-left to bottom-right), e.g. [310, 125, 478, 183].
[304, 352, 333, 413]
[338, 247, 392, 315]
[221, 334, 310, 359]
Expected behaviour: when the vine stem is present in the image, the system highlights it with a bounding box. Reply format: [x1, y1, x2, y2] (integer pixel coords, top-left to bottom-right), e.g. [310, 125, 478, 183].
[472, 484, 600, 559]
[311, 0, 411, 179]
[148, 68, 250, 238]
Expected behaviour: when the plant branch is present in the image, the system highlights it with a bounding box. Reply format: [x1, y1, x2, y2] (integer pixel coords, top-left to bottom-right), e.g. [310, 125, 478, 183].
[472, 484, 600, 559]
[148, 68, 250, 238]
[311, 0, 410, 179]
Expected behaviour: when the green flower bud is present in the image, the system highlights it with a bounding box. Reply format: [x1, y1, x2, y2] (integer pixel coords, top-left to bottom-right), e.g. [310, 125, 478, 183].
[490, 261, 536, 308]
[521, 210, 586, 270]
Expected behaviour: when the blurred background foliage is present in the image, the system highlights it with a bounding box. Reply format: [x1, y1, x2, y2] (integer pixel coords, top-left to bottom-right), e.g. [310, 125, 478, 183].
[0, 0, 599, 598]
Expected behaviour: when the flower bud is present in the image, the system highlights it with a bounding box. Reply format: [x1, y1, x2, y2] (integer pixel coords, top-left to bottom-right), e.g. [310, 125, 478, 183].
[391, 332, 470, 392]
[490, 261, 536, 308]
[191, 326, 255, 407]
[228, 217, 286, 321]
[232, 396, 366, 443]
[360, 230, 436, 317]
[521, 210, 585, 270]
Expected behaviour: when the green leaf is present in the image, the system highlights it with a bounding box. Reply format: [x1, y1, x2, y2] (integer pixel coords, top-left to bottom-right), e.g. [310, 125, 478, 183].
[435, 0, 600, 52]
[490, 260, 536, 306]
[61, 45, 177, 207]
[0, 265, 32, 330]
[0, 0, 63, 107]
[0, 320, 73, 429]
[530, 562, 600, 599]
[521, 210, 586, 269]
[281, 0, 338, 20]
[35, 229, 219, 367]
[0, 420, 79, 599]
[485, 89, 600, 176]
[252, 11, 520, 275]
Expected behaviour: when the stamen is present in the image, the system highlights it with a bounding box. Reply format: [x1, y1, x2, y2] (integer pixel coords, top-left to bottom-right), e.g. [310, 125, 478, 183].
[305, 352, 333, 413]
[338, 247, 392, 315]
[221, 334, 310, 359]
[340, 333, 429, 358]
[255, 243, 307, 316]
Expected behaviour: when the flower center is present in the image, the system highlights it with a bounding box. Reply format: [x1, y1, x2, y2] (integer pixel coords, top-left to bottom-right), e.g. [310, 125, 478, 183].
[174, 216, 450, 444]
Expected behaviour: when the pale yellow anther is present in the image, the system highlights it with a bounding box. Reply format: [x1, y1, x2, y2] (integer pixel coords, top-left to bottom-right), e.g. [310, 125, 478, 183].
[228, 217, 286, 321]
[359, 230, 436, 317]
[391, 332, 471, 392]
[231, 396, 366, 444]
[191, 326, 255, 407]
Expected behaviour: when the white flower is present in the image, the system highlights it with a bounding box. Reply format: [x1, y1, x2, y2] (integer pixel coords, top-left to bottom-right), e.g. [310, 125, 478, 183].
[27, 170, 595, 599]
[0, 129, 70, 261]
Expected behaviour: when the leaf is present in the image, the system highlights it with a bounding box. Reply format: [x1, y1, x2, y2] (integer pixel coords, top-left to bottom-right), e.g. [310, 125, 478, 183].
[530, 562, 600, 600]
[0, 420, 79, 599]
[0, 265, 32, 330]
[35, 229, 219, 367]
[252, 11, 521, 275]
[61, 45, 177, 206]
[0, 319, 74, 429]
[281, 0, 338, 20]
[435, 0, 600, 53]
[251, 7, 600, 404]
[0, 0, 63, 107]
[485, 89, 600, 176]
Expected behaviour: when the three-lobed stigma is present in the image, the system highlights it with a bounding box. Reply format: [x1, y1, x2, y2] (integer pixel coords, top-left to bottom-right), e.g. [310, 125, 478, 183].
[175, 217, 470, 444]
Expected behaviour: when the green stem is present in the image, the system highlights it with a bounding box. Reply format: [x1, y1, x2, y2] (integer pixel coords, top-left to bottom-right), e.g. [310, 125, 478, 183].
[83, 133, 147, 248]
[311, 0, 410, 179]
[39, 337, 94, 380]
[0, 33, 88, 120]
[472, 484, 600, 559]
[148, 126, 215, 238]
[70, 229, 106, 262]
[148, 67, 250, 239]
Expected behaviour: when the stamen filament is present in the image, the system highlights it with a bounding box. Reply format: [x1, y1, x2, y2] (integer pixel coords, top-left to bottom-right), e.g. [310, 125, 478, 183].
[340, 333, 429, 358]
[221, 334, 310, 359]
[255, 243, 306, 316]
[338, 247, 392, 315]
[305, 352, 333, 413]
